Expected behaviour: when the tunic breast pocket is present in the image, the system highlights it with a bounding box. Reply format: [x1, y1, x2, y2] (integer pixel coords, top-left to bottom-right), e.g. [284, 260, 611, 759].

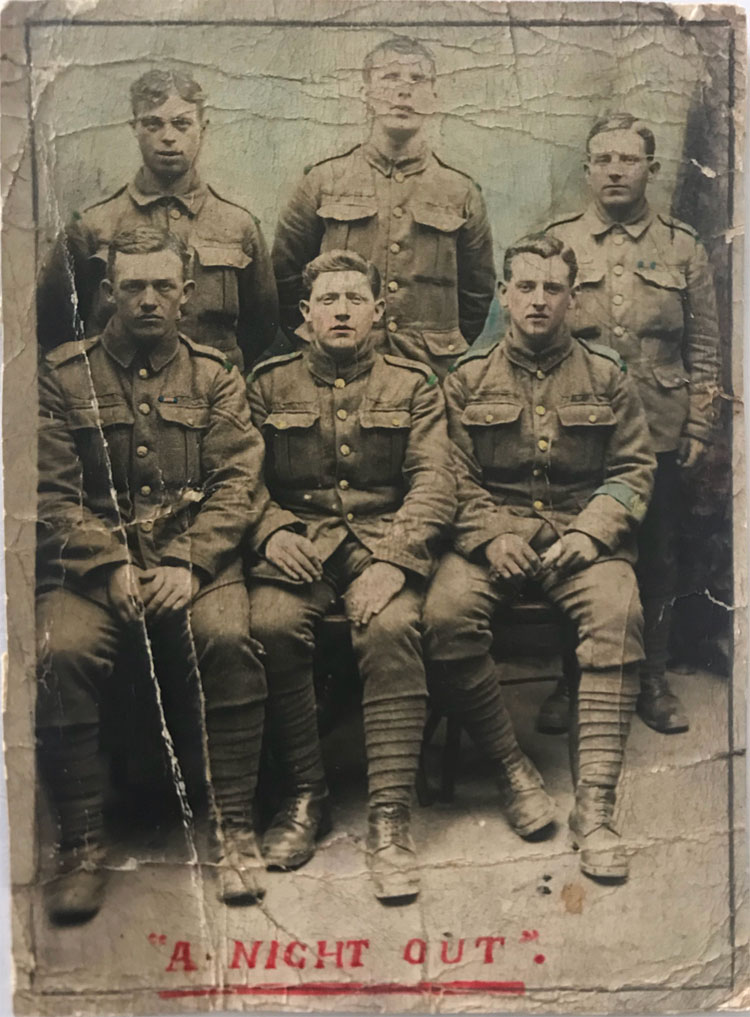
[410, 203, 467, 284]
[358, 406, 412, 480]
[317, 200, 378, 256]
[632, 264, 686, 337]
[261, 409, 321, 486]
[461, 401, 524, 469]
[556, 402, 617, 479]
[192, 243, 252, 327]
[155, 400, 211, 486]
[67, 400, 134, 494]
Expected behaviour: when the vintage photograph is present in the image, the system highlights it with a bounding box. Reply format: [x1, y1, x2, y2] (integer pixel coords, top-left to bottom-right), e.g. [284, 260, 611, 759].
[0, 1, 746, 1013]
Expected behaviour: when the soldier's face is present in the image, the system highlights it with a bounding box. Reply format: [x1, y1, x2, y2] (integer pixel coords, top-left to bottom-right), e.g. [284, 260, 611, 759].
[501, 253, 573, 346]
[132, 94, 204, 181]
[301, 270, 385, 359]
[103, 250, 194, 342]
[585, 129, 657, 211]
[365, 54, 436, 136]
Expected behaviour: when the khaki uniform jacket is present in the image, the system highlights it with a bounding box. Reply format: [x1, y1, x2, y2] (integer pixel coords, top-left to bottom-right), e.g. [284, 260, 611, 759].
[444, 331, 656, 564]
[247, 344, 456, 579]
[36, 172, 279, 372]
[272, 142, 496, 368]
[546, 203, 720, 452]
[37, 318, 269, 594]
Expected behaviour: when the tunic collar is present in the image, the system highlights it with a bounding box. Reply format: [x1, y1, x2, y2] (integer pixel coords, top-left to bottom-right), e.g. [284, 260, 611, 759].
[305, 339, 376, 385]
[362, 140, 431, 178]
[583, 200, 655, 240]
[127, 169, 208, 217]
[101, 316, 181, 373]
[503, 327, 574, 374]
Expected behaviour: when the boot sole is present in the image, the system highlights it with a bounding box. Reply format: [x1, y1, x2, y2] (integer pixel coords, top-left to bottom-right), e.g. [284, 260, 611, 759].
[371, 872, 420, 904]
[637, 713, 689, 735]
[506, 798, 557, 839]
[536, 717, 570, 735]
[568, 831, 628, 882]
[263, 815, 333, 871]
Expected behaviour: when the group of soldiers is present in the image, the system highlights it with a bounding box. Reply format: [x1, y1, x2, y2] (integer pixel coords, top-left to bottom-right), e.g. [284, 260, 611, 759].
[35, 37, 720, 925]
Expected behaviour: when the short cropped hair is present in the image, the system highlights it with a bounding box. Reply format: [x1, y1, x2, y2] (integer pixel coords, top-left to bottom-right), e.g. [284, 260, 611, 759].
[301, 250, 381, 299]
[130, 69, 206, 119]
[503, 233, 578, 288]
[362, 37, 436, 83]
[586, 113, 656, 159]
[106, 227, 191, 280]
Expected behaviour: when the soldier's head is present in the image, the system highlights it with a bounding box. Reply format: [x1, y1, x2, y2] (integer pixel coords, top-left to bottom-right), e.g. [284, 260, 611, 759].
[363, 38, 437, 139]
[300, 250, 384, 361]
[500, 234, 576, 348]
[130, 69, 207, 183]
[101, 227, 194, 344]
[584, 113, 659, 215]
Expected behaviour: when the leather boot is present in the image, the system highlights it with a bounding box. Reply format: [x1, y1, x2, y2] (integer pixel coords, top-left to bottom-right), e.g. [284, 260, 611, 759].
[262, 787, 332, 870]
[637, 673, 689, 734]
[536, 676, 571, 734]
[45, 842, 107, 925]
[366, 803, 419, 904]
[214, 826, 265, 905]
[497, 753, 556, 837]
[569, 786, 627, 882]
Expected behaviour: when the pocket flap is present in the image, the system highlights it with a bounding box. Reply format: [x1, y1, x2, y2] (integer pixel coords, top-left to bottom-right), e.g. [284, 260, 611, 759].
[410, 202, 467, 232]
[634, 265, 686, 291]
[575, 264, 605, 287]
[156, 401, 211, 429]
[422, 329, 469, 357]
[652, 363, 690, 389]
[193, 243, 252, 270]
[359, 407, 412, 429]
[317, 201, 378, 222]
[558, 403, 617, 427]
[461, 402, 523, 426]
[67, 401, 134, 429]
[262, 409, 320, 431]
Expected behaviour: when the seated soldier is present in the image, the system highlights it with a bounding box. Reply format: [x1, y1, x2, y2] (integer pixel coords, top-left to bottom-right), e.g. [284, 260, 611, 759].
[245, 249, 458, 904]
[424, 233, 656, 882]
[36, 227, 270, 923]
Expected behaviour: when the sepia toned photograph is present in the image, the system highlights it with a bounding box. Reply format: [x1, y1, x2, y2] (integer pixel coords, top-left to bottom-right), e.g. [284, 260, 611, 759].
[0, 1, 747, 1013]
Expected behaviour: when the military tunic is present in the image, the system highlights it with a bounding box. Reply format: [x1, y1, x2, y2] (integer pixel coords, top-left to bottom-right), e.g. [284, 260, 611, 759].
[272, 142, 496, 376]
[36, 172, 279, 372]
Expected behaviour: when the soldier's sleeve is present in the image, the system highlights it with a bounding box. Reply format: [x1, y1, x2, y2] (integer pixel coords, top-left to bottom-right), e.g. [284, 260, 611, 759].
[456, 182, 496, 343]
[37, 362, 130, 582]
[237, 217, 280, 369]
[159, 367, 270, 579]
[446, 371, 541, 556]
[244, 374, 307, 551]
[369, 376, 456, 576]
[566, 369, 656, 552]
[272, 172, 325, 328]
[36, 215, 98, 350]
[682, 238, 722, 444]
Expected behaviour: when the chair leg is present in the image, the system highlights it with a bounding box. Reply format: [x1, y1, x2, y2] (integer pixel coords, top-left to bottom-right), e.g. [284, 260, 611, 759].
[440, 716, 462, 803]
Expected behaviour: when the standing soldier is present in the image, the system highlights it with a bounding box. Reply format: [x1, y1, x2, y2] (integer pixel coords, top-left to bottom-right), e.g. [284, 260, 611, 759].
[272, 38, 496, 379]
[424, 234, 656, 882]
[246, 250, 456, 904]
[36, 228, 270, 923]
[37, 69, 278, 372]
[540, 113, 721, 735]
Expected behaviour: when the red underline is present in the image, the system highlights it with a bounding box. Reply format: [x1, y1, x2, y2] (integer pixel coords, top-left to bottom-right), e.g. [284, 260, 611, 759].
[159, 980, 526, 999]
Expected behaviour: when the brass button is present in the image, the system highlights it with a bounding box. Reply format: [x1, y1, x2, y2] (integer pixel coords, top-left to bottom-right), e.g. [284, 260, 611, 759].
[140, 485, 151, 496]
[136, 445, 148, 457]
[533, 500, 544, 510]
[393, 207, 404, 218]
[536, 369, 545, 380]
[303, 493, 312, 501]
[338, 479, 349, 490]
[394, 170, 405, 183]
[275, 418, 288, 429]
[484, 413, 494, 423]
[613, 265, 624, 276]
[387, 321, 398, 333]
[138, 368, 149, 379]
[535, 405, 546, 416]
[169, 208, 182, 220]
[140, 520, 153, 533]
[346, 512, 355, 521]
[613, 294, 624, 306]
[532, 468, 542, 477]
[391, 417, 402, 426]
[588, 413, 598, 423]
[334, 377, 346, 389]
[138, 402, 150, 415]
[613, 234, 625, 246]
[390, 242, 401, 254]
[614, 325, 625, 337]
[340, 444, 351, 456]
[538, 439, 548, 451]
[336, 409, 348, 421]
[388, 280, 399, 293]
[447, 343, 455, 352]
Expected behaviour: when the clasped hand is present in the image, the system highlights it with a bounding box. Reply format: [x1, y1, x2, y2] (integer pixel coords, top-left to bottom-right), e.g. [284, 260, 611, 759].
[107, 564, 200, 624]
[486, 531, 600, 584]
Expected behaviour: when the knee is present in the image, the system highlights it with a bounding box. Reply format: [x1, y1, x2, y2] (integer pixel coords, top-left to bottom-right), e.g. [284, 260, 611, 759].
[577, 571, 644, 667]
[248, 585, 315, 662]
[37, 625, 95, 677]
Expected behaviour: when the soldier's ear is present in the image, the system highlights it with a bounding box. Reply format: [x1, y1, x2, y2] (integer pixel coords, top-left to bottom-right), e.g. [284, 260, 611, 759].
[180, 279, 196, 306]
[100, 278, 115, 304]
[648, 159, 660, 178]
[498, 282, 509, 310]
[373, 298, 385, 324]
[300, 299, 311, 322]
